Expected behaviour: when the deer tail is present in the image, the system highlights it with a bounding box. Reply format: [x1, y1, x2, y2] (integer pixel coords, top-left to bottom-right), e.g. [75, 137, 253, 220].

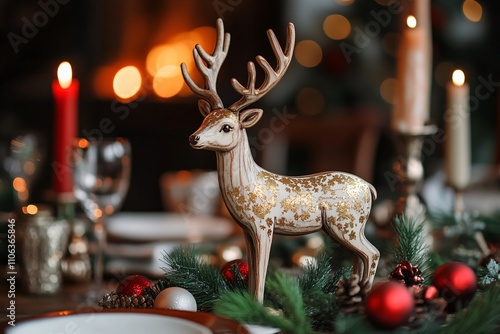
[368, 183, 377, 201]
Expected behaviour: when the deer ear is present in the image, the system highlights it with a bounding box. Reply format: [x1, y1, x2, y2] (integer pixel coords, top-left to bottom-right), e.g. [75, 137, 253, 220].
[239, 108, 263, 128]
[198, 100, 212, 117]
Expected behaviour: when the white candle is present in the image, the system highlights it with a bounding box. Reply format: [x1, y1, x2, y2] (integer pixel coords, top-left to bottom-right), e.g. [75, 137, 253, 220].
[392, 14, 432, 133]
[445, 69, 470, 190]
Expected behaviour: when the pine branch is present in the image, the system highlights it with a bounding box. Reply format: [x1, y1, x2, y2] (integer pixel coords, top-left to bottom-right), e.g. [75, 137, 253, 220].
[298, 252, 348, 294]
[436, 284, 500, 334]
[161, 246, 230, 311]
[390, 215, 432, 281]
[298, 253, 351, 331]
[214, 291, 298, 332]
[215, 272, 313, 334]
[334, 314, 377, 334]
[266, 272, 312, 333]
[302, 290, 337, 332]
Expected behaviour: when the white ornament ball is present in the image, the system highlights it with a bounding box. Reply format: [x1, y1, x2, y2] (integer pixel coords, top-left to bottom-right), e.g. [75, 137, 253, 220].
[154, 287, 197, 311]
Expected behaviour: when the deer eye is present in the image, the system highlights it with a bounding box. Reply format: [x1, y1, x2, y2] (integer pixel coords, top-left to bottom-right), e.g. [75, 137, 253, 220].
[220, 124, 233, 133]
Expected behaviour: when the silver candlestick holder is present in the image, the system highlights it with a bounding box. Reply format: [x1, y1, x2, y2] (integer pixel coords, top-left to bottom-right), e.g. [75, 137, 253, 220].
[392, 125, 438, 219]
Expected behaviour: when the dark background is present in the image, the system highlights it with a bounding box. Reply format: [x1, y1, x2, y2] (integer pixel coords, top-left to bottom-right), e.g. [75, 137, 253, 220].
[0, 0, 498, 212]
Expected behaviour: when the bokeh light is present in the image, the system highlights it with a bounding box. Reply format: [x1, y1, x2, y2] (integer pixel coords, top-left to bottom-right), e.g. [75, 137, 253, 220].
[380, 78, 398, 104]
[26, 204, 38, 215]
[12, 177, 26, 192]
[324, 14, 351, 40]
[153, 65, 184, 98]
[462, 0, 482, 22]
[113, 66, 142, 100]
[295, 40, 323, 67]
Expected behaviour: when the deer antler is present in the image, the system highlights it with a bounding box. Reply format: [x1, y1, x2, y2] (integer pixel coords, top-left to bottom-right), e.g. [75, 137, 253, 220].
[181, 18, 230, 110]
[229, 22, 295, 113]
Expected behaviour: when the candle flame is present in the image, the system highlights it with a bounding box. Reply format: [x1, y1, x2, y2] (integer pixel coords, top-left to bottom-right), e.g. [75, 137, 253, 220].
[57, 61, 73, 89]
[406, 15, 417, 28]
[452, 70, 465, 86]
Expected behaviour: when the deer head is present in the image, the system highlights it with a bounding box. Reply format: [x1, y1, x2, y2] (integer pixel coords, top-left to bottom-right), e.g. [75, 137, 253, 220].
[182, 19, 295, 152]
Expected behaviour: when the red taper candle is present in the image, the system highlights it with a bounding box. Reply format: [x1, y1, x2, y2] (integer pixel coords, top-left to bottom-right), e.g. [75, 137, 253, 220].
[52, 61, 79, 196]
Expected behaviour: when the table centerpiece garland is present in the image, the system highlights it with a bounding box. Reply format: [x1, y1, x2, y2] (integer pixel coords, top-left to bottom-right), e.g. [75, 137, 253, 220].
[99, 214, 500, 333]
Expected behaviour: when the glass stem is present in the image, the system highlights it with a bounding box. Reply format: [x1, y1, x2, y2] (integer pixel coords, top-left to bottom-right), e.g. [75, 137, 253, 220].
[93, 215, 106, 287]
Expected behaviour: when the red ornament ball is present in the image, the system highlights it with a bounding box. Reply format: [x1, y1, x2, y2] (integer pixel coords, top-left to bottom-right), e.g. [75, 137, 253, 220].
[432, 262, 477, 306]
[221, 259, 249, 283]
[116, 275, 152, 296]
[365, 282, 415, 330]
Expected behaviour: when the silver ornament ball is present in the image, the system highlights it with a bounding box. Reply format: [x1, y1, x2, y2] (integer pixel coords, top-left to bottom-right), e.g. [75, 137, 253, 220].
[154, 287, 197, 311]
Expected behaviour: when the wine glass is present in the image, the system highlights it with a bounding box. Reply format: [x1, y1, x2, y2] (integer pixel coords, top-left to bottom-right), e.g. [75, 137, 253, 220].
[71, 138, 131, 287]
[3, 133, 43, 209]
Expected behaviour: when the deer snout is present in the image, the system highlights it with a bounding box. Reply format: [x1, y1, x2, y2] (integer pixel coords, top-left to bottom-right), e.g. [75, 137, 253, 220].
[189, 133, 200, 146]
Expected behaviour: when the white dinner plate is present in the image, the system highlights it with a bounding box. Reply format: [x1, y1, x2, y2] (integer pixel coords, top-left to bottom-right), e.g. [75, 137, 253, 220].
[106, 212, 233, 242]
[3, 309, 249, 334]
[7, 312, 211, 334]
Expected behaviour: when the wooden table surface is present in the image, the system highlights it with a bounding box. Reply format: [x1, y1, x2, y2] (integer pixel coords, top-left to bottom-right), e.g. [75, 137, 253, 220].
[0, 277, 252, 334]
[0, 278, 118, 329]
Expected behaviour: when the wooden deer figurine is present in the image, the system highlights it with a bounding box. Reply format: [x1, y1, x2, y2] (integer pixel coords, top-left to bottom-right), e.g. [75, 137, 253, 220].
[181, 19, 380, 303]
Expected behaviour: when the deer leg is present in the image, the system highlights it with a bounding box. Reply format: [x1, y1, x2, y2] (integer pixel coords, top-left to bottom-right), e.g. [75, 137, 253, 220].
[337, 226, 379, 290]
[243, 223, 274, 303]
[322, 211, 379, 291]
[357, 230, 380, 289]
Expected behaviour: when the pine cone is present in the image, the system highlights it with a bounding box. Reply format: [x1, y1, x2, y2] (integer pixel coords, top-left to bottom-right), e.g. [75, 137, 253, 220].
[389, 260, 424, 287]
[408, 286, 447, 326]
[335, 274, 366, 315]
[98, 291, 155, 309]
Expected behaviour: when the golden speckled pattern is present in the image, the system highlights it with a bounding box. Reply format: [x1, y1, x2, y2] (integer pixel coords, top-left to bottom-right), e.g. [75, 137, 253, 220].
[224, 170, 373, 240]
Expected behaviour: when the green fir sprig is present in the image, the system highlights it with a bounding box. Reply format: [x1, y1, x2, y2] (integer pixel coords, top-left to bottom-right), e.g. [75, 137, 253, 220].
[214, 272, 313, 334]
[390, 215, 432, 281]
[298, 254, 350, 331]
[161, 246, 243, 311]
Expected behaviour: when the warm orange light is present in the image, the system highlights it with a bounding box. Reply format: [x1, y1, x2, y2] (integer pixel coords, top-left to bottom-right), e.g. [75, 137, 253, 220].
[26, 204, 38, 215]
[463, 0, 482, 22]
[77, 138, 89, 149]
[452, 70, 465, 86]
[324, 14, 351, 40]
[153, 66, 184, 98]
[406, 15, 417, 29]
[57, 61, 72, 89]
[295, 40, 322, 68]
[147, 44, 175, 76]
[94, 208, 103, 219]
[12, 177, 27, 192]
[113, 66, 142, 100]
